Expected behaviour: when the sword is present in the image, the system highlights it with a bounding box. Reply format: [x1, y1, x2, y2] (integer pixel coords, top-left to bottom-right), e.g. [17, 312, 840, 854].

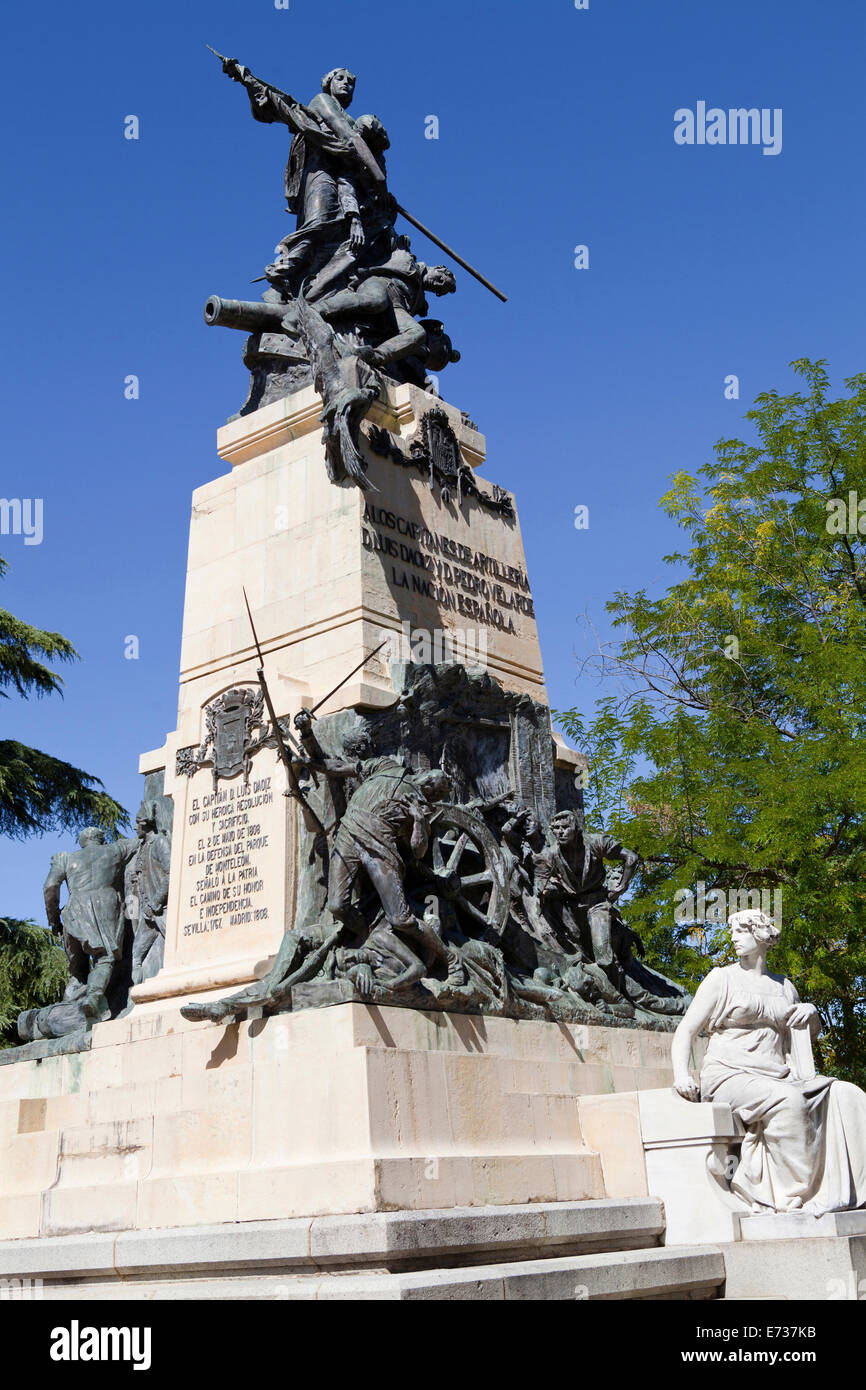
[207, 45, 297, 105]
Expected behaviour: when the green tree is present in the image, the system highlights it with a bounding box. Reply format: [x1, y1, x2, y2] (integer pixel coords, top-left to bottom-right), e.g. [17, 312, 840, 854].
[557, 360, 866, 1084]
[0, 919, 68, 1046]
[1, 558, 127, 838]
[0, 557, 127, 1041]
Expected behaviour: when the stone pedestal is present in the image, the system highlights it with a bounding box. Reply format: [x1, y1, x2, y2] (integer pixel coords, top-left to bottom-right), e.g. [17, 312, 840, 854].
[133, 382, 582, 1010]
[577, 1084, 742, 1245]
[0, 384, 673, 1304]
[0, 1005, 679, 1244]
[724, 1211, 866, 1301]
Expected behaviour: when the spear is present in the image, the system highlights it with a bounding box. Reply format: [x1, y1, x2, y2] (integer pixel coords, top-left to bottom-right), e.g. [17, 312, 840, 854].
[393, 205, 507, 303]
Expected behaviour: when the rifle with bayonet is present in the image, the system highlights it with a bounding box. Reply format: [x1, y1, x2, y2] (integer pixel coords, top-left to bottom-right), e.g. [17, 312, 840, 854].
[207, 45, 507, 302]
[242, 588, 327, 842]
[299, 638, 389, 723]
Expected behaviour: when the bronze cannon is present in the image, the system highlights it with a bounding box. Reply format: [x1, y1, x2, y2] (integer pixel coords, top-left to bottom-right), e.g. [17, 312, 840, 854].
[203, 296, 289, 334]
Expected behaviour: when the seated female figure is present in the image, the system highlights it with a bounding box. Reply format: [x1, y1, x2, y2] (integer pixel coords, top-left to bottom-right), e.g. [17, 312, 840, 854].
[672, 909, 866, 1215]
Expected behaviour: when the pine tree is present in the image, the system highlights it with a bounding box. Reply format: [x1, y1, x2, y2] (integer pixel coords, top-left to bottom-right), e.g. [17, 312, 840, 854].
[0, 557, 127, 837]
[0, 918, 68, 1046]
[0, 556, 127, 1040]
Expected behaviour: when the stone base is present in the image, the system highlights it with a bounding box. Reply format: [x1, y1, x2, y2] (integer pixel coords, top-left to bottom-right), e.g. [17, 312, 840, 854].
[736, 1209, 866, 1241]
[0, 1003, 679, 1244]
[578, 1089, 866, 1299]
[577, 1086, 741, 1244]
[0, 1200, 725, 1301]
[723, 1212, 866, 1300]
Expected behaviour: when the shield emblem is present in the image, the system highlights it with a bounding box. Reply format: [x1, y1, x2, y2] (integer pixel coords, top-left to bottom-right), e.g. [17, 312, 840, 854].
[424, 409, 461, 490]
[175, 686, 268, 790]
[216, 700, 249, 780]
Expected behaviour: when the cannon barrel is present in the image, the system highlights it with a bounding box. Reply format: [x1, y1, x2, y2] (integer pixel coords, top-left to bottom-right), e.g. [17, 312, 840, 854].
[204, 296, 288, 334]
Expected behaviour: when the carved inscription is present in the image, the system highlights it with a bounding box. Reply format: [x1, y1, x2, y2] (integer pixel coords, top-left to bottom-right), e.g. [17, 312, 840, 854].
[182, 776, 274, 937]
[362, 503, 535, 634]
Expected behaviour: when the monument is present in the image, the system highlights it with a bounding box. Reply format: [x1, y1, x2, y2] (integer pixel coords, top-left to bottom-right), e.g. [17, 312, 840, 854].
[131, 50, 689, 1034]
[0, 52, 751, 1302]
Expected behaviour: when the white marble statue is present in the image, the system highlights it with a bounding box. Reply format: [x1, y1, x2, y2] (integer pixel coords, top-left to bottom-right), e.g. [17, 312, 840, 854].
[672, 908, 866, 1215]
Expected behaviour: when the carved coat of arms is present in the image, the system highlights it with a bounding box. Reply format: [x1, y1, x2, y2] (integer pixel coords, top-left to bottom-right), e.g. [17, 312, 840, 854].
[420, 408, 462, 496]
[366, 407, 514, 518]
[176, 687, 268, 790]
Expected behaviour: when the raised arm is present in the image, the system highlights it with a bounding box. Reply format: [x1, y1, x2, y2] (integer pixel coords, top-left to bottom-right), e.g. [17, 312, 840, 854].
[248, 81, 304, 129]
[290, 709, 361, 782]
[302, 757, 361, 782]
[671, 971, 721, 1101]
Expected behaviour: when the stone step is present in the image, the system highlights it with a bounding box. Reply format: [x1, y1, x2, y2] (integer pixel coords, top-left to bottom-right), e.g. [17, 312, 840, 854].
[32, 1153, 608, 1237]
[3, 1245, 724, 1302]
[273, 1247, 725, 1302]
[0, 1198, 717, 1301]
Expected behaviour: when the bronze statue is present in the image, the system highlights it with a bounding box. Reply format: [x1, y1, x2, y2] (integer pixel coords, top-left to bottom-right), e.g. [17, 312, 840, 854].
[175, 616, 689, 1031]
[125, 802, 171, 985]
[247, 65, 390, 288]
[294, 248, 457, 371]
[533, 809, 639, 974]
[297, 720, 455, 977]
[203, 52, 503, 466]
[180, 723, 457, 1024]
[19, 827, 138, 1041]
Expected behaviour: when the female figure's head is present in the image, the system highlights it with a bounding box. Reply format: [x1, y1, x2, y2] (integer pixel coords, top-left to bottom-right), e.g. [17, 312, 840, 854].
[322, 68, 357, 108]
[728, 908, 781, 961]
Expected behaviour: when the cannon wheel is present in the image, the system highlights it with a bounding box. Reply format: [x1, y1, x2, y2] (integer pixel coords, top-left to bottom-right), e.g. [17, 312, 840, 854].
[420, 804, 510, 940]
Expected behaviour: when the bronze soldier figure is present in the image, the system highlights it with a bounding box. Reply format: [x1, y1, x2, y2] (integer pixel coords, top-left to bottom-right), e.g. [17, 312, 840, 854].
[19, 827, 138, 1040]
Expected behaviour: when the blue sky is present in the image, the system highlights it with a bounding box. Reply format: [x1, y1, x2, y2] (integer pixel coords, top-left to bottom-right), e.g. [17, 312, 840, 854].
[2, 0, 864, 918]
